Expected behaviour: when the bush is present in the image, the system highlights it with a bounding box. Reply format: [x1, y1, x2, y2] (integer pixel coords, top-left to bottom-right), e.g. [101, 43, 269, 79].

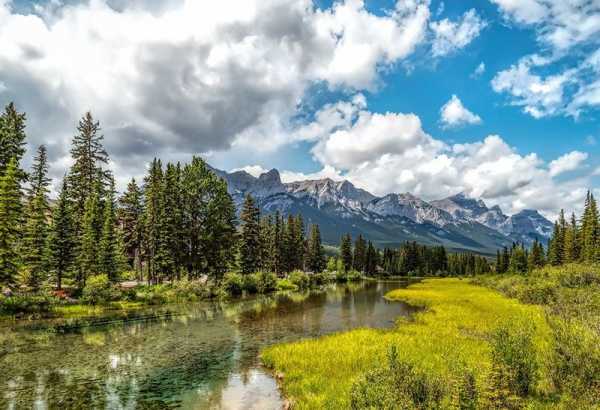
[489, 322, 540, 398]
[350, 346, 444, 409]
[256, 271, 277, 294]
[336, 269, 363, 283]
[0, 294, 57, 315]
[242, 273, 259, 294]
[309, 271, 331, 287]
[288, 270, 309, 289]
[81, 274, 121, 305]
[222, 272, 244, 296]
[276, 279, 298, 291]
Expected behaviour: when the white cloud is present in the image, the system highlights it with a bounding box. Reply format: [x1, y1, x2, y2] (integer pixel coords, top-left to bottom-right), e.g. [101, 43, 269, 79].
[0, 0, 432, 189]
[230, 165, 269, 178]
[294, 96, 591, 216]
[281, 165, 343, 183]
[439, 95, 482, 128]
[548, 151, 588, 177]
[430, 9, 486, 57]
[491, 56, 575, 118]
[586, 135, 597, 146]
[472, 62, 485, 77]
[592, 166, 600, 176]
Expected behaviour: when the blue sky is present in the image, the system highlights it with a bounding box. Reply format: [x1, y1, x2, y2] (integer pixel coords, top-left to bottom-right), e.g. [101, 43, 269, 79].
[1, 0, 599, 217]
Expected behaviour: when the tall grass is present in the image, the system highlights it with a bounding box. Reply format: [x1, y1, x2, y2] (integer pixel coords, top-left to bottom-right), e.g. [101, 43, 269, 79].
[262, 278, 553, 409]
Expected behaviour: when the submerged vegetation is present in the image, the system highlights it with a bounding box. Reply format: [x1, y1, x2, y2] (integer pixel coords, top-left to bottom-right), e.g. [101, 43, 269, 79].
[262, 265, 600, 409]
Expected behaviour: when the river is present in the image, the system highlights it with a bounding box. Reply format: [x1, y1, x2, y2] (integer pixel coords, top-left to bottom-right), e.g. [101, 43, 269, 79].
[0, 280, 418, 409]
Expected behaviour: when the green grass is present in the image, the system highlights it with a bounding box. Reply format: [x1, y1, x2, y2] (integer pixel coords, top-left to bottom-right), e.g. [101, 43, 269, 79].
[52, 301, 145, 318]
[261, 278, 554, 409]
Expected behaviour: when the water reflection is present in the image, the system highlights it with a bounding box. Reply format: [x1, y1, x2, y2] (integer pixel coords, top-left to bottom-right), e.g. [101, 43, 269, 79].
[1, 280, 418, 409]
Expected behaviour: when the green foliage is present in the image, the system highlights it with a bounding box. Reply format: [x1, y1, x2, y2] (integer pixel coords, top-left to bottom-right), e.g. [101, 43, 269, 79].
[239, 194, 261, 274]
[118, 178, 143, 274]
[49, 179, 75, 290]
[350, 346, 444, 410]
[340, 233, 353, 271]
[81, 274, 121, 305]
[222, 272, 244, 295]
[0, 102, 27, 179]
[276, 278, 298, 291]
[256, 271, 277, 294]
[0, 294, 56, 315]
[0, 157, 23, 288]
[306, 224, 325, 273]
[288, 270, 310, 289]
[336, 269, 362, 283]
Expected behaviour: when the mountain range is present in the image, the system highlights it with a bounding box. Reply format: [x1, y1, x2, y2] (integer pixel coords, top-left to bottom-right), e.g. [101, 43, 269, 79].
[210, 166, 553, 255]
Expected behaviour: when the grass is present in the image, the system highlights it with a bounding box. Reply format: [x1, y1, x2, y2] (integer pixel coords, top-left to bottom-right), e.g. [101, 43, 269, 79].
[261, 278, 554, 409]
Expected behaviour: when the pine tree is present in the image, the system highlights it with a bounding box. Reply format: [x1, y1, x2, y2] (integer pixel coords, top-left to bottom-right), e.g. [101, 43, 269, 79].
[98, 175, 120, 281]
[353, 234, 367, 273]
[306, 224, 325, 273]
[0, 102, 27, 179]
[259, 215, 274, 272]
[293, 215, 306, 270]
[239, 194, 261, 274]
[563, 213, 579, 263]
[340, 233, 353, 272]
[143, 158, 165, 283]
[528, 239, 545, 270]
[159, 162, 183, 280]
[23, 145, 51, 290]
[509, 243, 528, 273]
[68, 112, 109, 219]
[49, 178, 74, 290]
[77, 182, 102, 285]
[0, 158, 23, 288]
[365, 241, 378, 276]
[580, 192, 599, 263]
[119, 178, 144, 277]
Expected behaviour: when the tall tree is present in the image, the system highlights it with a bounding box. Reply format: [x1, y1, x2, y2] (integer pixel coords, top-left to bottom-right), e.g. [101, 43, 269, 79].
[143, 158, 165, 283]
[0, 102, 27, 178]
[76, 180, 102, 285]
[49, 179, 74, 290]
[98, 175, 120, 281]
[119, 178, 144, 277]
[353, 234, 367, 272]
[365, 241, 378, 276]
[580, 192, 599, 263]
[162, 163, 184, 279]
[340, 233, 353, 272]
[239, 194, 261, 274]
[23, 145, 51, 290]
[306, 224, 325, 273]
[0, 158, 23, 288]
[563, 213, 579, 263]
[528, 239, 545, 270]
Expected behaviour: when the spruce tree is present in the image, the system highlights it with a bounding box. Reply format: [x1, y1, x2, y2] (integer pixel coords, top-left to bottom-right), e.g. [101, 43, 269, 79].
[23, 145, 51, 290]
[563, 213, 579, 263]
[77, 180, 102, 285]
[0, 158, 23, 288]
[353, 234, 367, 272]
[580, 192, 599, 263]
[119, 178, 144, 276]
[0, 102, 27, 179]
[528, 239, 545, 270]
[239, 194, 261, 274]
[340, 233, 353, 272]
[293, 215, 306, 270]
[49, 179, 74, 290]
[98, 175, 119, 281]
[143, 158, 165, 283]
[365, 241, 378, 276]
[306, 224, 325, 273]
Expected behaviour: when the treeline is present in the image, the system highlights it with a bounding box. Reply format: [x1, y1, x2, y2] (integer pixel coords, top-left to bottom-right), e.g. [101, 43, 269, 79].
[329, 235, 492, 277]
[494, 192, 599, 274]
[0, 103, 329, 293]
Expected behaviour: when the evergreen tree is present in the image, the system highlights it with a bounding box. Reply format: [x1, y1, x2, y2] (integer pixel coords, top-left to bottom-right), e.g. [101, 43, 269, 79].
[98, 175, 120, 281]
[293, 215, 306, 270]
[119, 178, 144, 276]
[23, 145, 51, 290]
[340, 233, 353, 272]
[509, 243, 528, 273]
[259, 215, 274, 272]
[239, 194, 261, 274]
[0, 158, 23, 288]
[528, 239, 545, 270]
[365, 241, 378, 276]
[0, 102, 27, 179]
[306, 224, 325, 273]
[580, 192, 599, 263]
[49, 179, 74, 290]
[563, 213, 579, 263]
[160, 162, 183, 279]
[548, 216, 565, 266]
[353, 234, 367, 273]
[77, 182, 102, 285]
[143, 158, 165, 283]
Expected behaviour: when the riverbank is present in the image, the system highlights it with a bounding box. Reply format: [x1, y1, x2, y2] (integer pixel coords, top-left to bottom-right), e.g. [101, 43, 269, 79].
[262, 269, 599, 409]
[0, 270, 368, 322]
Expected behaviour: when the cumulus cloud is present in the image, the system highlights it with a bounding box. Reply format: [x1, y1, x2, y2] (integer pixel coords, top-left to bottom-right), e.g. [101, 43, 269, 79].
[489, 1, 600, 119]
[0, 0, 431, 188]
[472, 62, 486, 77]
[430, 9, 486, 57]
[439, 95, 482, 128]
[548, 151, 588, 177]
[291, 96, 591, 217]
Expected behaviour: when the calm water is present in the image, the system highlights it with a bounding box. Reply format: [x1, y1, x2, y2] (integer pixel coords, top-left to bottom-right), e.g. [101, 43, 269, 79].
[0, 280, 418, 409]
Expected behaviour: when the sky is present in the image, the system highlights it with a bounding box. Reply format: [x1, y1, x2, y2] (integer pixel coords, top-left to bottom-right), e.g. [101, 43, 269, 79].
[1, 0, 600, 219]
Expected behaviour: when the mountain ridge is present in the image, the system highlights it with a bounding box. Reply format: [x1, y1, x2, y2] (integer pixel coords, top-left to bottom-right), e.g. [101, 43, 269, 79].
[210, 165, 553, 254]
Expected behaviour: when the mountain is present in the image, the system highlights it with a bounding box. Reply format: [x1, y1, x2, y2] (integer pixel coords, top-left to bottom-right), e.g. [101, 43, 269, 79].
[211, 166, 553, 255]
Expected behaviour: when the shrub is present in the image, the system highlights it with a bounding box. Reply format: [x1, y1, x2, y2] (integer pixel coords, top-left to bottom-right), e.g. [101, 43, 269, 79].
[256, 271, 277, 294]
[489, 322, 540, 398]
[276, 279, 298, 291]
[309, 271, 331, 287]
[82, 274, 121, 305]
[222, 272, 244, 296]
[242, 273, 259, 294]
[0, 295, 57, 315]
[350, 346, 444, 409]
[288, 270, 309, 289]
